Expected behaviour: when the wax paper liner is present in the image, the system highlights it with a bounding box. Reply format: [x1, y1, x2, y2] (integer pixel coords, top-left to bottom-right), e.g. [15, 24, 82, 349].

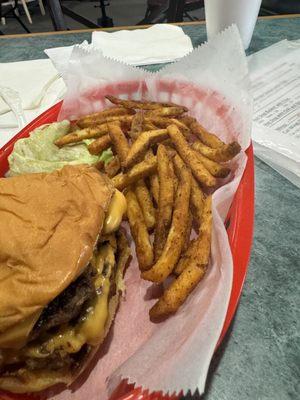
[46, 25, 251, 399]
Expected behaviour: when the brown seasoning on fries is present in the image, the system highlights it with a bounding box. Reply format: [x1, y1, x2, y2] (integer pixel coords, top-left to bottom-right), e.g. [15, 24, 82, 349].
[88, 134, 111, 155]
[124, 129, 168, 169]
[194, 150, 231, 178]
[145, 106, 187, 118]
[112, 155, 157, 191]
[52, 96, 241, 318]
[105, 156, 121, 178]
[149, 173, 160, 205]
[174, 195, 212, 277]
[192, 140, 241, 162]
[126, 190, 153, 270]
[189, 119, 227, 149]
[190, 176, 205, 228]
[151, 196, 212, 319]
[106, 95, 188, 111]
[77, 107, 135, 128]
[135, 179, 156, 230]
[107, 121, 130, 166]
[153, 144, 176, 261]
[167, 124, 216, 188]
[142, 154, 192, 283]
[128, 111, 144, 140]
[54, 125, 108, 147]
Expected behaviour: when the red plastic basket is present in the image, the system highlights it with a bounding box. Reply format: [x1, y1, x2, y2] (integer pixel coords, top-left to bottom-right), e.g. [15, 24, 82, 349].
[0, 85, 254, 400]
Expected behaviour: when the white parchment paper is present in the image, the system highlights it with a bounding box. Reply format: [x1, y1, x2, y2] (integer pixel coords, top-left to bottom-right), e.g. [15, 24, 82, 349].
[47, 25, 251, 399]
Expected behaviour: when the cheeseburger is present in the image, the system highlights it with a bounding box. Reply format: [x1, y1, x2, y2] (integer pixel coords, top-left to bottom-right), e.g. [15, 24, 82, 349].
[0, 164, 129, 393]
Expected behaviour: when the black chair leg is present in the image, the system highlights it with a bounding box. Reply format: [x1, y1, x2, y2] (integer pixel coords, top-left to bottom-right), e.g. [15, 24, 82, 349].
[175, 0, 185, 22]
[1, 0, 31, 33]
[98, 0, 113, 27]
[12, 9, 31, 32]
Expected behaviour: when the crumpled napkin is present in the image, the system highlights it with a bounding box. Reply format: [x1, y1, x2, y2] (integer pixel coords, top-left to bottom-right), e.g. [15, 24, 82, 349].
[45, 24, 193, 69]
[91, 24, 193, 65]
[0, 59, 60, 115]
[0, 77, 65, 149]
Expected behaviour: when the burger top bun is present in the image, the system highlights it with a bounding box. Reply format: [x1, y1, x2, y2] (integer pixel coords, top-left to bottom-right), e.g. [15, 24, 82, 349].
[0, 165, 114, 335]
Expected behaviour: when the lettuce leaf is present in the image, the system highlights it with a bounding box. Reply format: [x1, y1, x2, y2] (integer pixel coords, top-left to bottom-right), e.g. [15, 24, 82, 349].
[8, 121, 108, 176]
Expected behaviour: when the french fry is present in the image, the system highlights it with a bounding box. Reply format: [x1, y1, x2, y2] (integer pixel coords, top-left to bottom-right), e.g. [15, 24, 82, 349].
[106, 115, 135, 128]
[93, 160, 105, 171]
[145, 106, 186, 118]
[192, 140, 241, 162]
[168, 153, 193, 251]
[193, 149, 231, 178]
[167, 124, 216, 188]
[108, 121, 130, 166]
[172, 153, 205, 228]
[179, 116, 226, 148]
[54, 125, 108, 147]
[142, 154, 191, 283]
[149, 173, 159, 205]
[161, 138, 174, 148]
[128, 111, 144, 140]
[112, 155, 157, 190]
[124, 129, 168, 169]
[69, 123, 80, 132]
[190, 176, 205, 228]
[125, 190, 153, 271]
[165, 145, 177, 159]
[150, 261, 206, 319]
[77, 115, 135, 130]
[77, 107, 135, 128]
[153, 145, 176, 261]
[145, 150, 159, 205]
[183, 211, 193, 252]
[174, 195, 212, 277]
[143, 121, 158, 131]
[135, 179, 156, 230]
[115, 228, 131, 283]
[105, 156, 121, 178]
[178, 115, 196, 126]
[88, 134, 111, 155]
[189, 120, 226, 149]
[151, 196, 212, 318]
[144, 117, 192, 139]
[106, 95, 188, 111]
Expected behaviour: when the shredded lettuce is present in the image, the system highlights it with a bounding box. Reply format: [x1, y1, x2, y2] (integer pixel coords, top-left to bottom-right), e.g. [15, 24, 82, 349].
[99, 148, 113, 165]
[8, 121, 112, 176]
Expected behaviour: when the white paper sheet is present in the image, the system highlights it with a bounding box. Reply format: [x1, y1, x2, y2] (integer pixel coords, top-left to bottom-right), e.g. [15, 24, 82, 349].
[252, 52, 300, 153]
[249, 40, 300, 187]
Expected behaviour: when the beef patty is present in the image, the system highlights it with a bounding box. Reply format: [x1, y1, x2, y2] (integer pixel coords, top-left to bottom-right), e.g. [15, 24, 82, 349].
[30, 266, 96, 340]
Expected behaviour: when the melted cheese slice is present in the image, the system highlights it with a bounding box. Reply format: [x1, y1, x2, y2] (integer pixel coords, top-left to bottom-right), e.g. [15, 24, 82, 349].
[23, 244, 115, 359]
[103, 190, 127, 234]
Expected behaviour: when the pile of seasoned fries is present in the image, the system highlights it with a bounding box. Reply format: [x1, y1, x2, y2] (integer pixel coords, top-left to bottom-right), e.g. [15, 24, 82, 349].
[55, 95, 241, 320]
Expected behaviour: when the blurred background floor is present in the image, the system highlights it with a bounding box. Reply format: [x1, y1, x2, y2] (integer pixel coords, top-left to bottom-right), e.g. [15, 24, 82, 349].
[0, 0, 204, 35]
[0, 0, 299, 36]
